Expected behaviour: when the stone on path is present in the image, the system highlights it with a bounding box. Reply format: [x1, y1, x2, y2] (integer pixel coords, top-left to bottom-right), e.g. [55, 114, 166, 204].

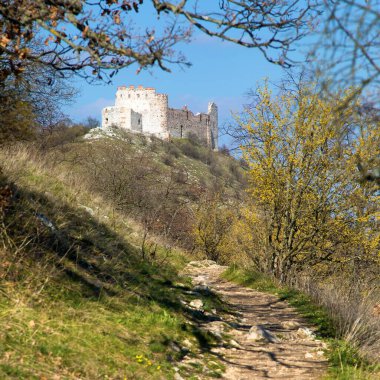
[174, 373, 185, 380]
[193, 284, 212, 294]
[282, 320, 300, 329]
[247, 325, 280, 343]
[192, 276, 207, 286]
[180, 260, 328, 379]
[230, 339, 242, 348]
[189, 299, 204, 310]
[296, 327, 316, 340]
[188, 259, 217, 268]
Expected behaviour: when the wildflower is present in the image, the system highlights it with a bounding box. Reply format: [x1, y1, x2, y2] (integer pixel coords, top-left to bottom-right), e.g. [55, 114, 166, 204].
[135, 354, 144, 363]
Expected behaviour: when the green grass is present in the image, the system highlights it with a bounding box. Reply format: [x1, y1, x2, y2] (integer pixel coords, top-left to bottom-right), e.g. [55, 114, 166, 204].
[223, 266, 380, 380]
[325, 341, 380, 379]
[0, 234, 223, 379]
[0, 287, 188, 379]
[0, 146, 228, 379]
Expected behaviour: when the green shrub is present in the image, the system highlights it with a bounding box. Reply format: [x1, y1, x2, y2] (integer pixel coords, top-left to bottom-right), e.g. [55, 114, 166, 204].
[165, 143, 181, 158]
[180, 141, 201, 159]
[163, 153, 174, 166]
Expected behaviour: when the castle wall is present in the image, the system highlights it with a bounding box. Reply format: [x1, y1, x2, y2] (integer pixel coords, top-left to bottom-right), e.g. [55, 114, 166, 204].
[102, 106, 131, 129]
[167, 108, 209, 143]
[208, 102, 218, 150]
[130, 109, 142, 132]
[114, 86, 168, 139]
[101, 86, 218, 149]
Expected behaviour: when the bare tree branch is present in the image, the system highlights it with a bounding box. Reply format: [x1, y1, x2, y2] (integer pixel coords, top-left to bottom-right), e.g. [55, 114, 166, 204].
[0, 0, 319, 81]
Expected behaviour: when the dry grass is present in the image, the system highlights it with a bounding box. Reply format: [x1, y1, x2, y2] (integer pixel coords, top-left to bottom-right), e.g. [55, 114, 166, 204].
[0, 143, 227, 379]
[296, 274, 380, 363]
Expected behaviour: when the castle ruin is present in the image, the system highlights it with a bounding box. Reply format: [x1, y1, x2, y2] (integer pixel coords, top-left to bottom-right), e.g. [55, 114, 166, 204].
[102, 85, 218, 150]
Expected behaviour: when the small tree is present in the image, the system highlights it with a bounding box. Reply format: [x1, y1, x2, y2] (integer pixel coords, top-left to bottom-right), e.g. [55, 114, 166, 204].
[193, 194, 235, 263]
[83, 117, 100, 129]
[237, 81, 379, 281]
[0, 94, 36, 145]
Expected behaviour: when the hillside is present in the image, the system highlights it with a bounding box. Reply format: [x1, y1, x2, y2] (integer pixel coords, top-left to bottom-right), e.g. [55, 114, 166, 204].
[1, 127, 379, 379]
[0, 129, 245, 379]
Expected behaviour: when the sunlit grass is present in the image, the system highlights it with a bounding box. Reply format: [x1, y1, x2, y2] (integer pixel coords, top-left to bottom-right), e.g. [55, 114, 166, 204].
[0, 144, 228, 379]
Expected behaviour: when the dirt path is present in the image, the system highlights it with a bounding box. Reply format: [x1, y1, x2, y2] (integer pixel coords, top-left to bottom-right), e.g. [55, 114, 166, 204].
[181, 260, 328, 380]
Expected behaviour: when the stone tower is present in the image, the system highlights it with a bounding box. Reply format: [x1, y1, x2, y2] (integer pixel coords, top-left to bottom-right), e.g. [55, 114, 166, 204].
[102, 85, 169, 139]
[207, 102, 218, 150]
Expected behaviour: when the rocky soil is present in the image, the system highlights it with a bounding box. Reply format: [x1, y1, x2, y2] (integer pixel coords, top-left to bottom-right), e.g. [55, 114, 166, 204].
[180, 260, 328, 380]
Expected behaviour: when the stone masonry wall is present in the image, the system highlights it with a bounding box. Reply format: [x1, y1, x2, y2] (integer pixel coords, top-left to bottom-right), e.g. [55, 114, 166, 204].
[167, 108, 210, 143]
[101, 86, 218, 149]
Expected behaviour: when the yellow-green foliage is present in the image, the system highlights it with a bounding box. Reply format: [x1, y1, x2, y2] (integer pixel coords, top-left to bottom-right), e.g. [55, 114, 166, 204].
[191, 193, 264, 266]
[236, 82, 379, 279]
[192, 194, 236, 263]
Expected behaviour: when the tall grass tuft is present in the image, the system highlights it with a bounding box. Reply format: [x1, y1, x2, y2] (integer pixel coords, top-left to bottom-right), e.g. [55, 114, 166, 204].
[289, 272, 380, 363]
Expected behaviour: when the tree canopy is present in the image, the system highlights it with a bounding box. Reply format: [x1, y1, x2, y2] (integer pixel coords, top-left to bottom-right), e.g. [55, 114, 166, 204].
[235, 81, 379, 280]
[315, 0, 380, 98]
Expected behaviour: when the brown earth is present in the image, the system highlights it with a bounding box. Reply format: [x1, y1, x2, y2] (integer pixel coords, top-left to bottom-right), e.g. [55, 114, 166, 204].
[181, 260, 328, 380]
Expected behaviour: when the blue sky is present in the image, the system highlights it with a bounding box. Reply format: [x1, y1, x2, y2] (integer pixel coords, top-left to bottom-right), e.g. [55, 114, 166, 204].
[63, 2, 317, 147]
[61, 2, 375, 148]
[65, 0, 315, 147]
[66, 33, 287, 145]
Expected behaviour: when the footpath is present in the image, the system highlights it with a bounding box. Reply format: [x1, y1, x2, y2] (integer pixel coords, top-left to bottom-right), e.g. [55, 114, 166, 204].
[180, 260, 328, 380]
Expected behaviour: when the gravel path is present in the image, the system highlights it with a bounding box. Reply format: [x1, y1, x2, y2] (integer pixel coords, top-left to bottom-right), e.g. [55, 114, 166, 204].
[182, 261, 328, 380]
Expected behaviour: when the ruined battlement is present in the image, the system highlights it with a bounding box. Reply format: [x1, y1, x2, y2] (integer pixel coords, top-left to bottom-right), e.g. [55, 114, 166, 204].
[102, 86, 218, 150]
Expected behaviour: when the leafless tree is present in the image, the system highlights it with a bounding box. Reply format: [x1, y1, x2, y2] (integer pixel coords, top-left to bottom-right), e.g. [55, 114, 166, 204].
[307, 0, 380, 183]
[312, 0, 380, 100]
[79, 139, 201, 255]
[1, 0, 319, 82]
[0, 47, 77, 138]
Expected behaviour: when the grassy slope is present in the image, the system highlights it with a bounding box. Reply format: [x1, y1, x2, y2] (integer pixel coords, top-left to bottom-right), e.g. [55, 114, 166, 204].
[80, 128, 245, 195]
[0, 137, 238, 379]
[223, 267, 380, 380]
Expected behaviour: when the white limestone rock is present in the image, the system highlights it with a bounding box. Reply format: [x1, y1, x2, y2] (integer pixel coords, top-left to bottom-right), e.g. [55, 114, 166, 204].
[247, 325, 279, 343]
[189, 299, 204, 310]
[296, 327, 316, 340]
